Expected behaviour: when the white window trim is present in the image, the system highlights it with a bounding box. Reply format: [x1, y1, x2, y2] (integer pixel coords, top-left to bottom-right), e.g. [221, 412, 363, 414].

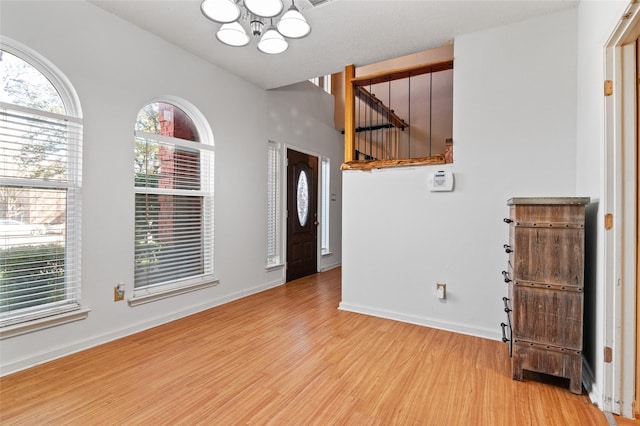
[135, 131, 215, 153]
[321, 156, 331, 256]
[128, 278, 219, 307]
[266, 140, 284, 269]
[132, 97, 215, 301]
[309, 75, 332, 95]
[2, 38, 82, 118]
[0, 38, 85, 335]
[0, 309, 90, 340]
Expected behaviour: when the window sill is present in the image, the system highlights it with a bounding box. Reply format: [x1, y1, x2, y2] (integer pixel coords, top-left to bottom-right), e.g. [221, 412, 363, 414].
[0, 308, 90, 340]
[322, 251, 332, 257]
[265, 263, 284, 272]
[128, 278, 219, 307]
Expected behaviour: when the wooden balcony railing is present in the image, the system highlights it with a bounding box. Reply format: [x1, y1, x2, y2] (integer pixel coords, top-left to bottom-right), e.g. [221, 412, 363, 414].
[343, 59, 453, 171]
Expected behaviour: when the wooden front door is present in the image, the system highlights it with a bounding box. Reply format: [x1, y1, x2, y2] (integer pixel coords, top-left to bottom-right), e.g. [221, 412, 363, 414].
[286, 149, 318, 282]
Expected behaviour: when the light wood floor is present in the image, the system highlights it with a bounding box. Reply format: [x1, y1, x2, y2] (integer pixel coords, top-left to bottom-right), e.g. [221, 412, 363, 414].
[1, 267, 637, 425]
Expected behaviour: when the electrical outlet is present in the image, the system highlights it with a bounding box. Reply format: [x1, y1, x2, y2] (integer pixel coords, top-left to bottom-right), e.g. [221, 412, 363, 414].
[114, 284, 125, 301]
[436, 282, 446, 299]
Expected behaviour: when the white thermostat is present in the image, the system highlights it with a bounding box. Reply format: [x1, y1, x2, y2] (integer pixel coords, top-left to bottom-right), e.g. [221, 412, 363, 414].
[429, 170, 454, 192]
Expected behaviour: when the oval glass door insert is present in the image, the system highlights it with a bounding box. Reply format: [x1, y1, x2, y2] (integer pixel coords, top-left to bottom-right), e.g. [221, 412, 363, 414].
[297, 170, 309, 226]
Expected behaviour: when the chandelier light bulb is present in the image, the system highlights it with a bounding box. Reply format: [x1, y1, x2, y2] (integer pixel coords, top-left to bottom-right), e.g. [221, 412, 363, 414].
[244, 0, 284, 18]
[201, 0, 241, 24]
[276, 2, 311, 39]
[216, 22, 250, 47]
[258, 24, 288, 54]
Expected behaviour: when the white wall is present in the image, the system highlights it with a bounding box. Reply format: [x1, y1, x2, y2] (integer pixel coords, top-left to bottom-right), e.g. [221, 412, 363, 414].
[341, 9, 579, 340]
[0, 0, 342, 375]
[576, 1, 629, 196]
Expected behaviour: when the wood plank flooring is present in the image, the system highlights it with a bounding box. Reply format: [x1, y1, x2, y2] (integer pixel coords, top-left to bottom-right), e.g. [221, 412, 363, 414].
[0, 267, 637, 425]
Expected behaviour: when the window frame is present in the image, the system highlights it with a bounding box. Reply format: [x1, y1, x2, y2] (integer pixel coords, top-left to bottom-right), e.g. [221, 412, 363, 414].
[0, 38, 87, 337]
[266, 140, 283, 270]
[130, 97, 217, 306]
[321, 157, 331, 256]
[309, 75, 332, 95]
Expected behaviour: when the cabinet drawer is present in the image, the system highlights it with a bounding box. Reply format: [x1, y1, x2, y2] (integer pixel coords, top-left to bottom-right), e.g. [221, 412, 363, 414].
[512, 286, 583, 350]
[510, 204, 586, 224]
[513, 227, 584, 287]
[512, 342, 581, 379]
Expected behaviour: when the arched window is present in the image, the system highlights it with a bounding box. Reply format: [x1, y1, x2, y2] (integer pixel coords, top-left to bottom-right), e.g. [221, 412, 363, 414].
[133, 99, 214, 299]
[0, 41, 83, 329]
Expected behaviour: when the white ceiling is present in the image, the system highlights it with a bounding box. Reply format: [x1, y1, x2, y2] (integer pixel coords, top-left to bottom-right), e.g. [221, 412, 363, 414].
[90, 0, 578, 90]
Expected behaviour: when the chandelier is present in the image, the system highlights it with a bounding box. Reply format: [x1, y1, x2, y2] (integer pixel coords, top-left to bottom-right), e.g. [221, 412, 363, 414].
[201, 0, 311, 55]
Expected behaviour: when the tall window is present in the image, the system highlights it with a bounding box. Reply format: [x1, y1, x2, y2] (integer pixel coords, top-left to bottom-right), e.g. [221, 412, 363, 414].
[0, 46, 83, 328]
[309, 75, 332, 95]
[134, 100, 214, 294]
[321, 157, 330, 255]
[266, 141, 281, 268]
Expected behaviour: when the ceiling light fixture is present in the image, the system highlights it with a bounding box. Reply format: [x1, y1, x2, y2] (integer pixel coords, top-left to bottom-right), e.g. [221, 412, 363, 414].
[277, 1, 311, 38]
[244, 0, 283, 18]
[201, 0, 241, 23]
[216, 21, 250, 47]
[201, 0, 311, 55]
[258, 20, 288, 54]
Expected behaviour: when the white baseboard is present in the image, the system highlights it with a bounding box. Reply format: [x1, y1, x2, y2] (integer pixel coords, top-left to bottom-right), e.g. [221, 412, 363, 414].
[319, 262, 341, 272]
[582, 359, 602, 409]
[338, 302, 502, 342]
[1, 278, 286, 377]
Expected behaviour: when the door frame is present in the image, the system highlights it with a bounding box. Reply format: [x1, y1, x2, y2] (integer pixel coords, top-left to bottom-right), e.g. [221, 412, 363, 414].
[604, 2, 639, 418]
[284, 144, 323, 280]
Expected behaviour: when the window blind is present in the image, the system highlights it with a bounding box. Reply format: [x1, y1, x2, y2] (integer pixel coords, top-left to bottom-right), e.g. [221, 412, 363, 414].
[134, 132, 213, 290]
[0, 102, 82, 327]
[266, 142, 281, 267]
[321, 157, 330, 254]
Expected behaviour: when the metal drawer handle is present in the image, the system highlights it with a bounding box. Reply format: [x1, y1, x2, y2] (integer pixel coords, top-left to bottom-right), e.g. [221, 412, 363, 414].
[503, 218, 513, 224]
[503, 244, 513, 254]
[502, 296, 512, 313]
[502, 270, 512, 283]
[501, 322, 510, 343]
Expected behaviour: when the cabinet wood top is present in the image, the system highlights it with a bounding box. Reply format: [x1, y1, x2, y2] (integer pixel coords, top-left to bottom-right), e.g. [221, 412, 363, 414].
[507, 197, 590, 206]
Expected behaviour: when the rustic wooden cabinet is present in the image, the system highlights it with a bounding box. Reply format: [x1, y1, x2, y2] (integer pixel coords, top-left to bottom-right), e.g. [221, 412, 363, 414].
[502, 197, 589, 394]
